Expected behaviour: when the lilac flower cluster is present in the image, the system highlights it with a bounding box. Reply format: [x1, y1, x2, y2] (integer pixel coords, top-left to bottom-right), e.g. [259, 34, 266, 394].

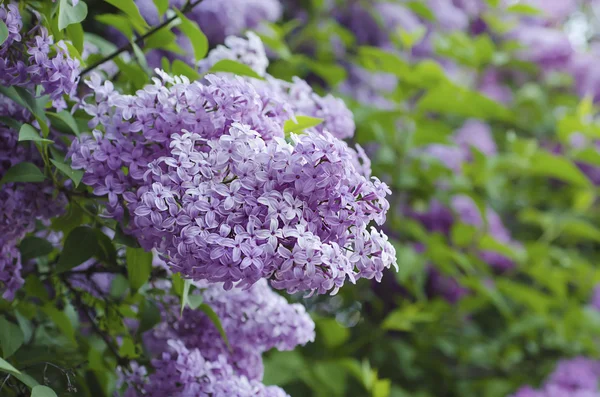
[510, 357, 600, 397]
[124, 340, 289, 397]
[0, 95, 66, 300]
[123, 280, 314, 396]
[0, 4, 80, 111]
[70, 36, 395, 295]
[146, 280, 315, 380]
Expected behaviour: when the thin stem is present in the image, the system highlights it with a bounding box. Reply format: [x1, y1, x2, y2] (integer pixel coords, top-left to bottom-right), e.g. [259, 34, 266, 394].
[81, 0, 205, 76]
[62, 278, 129, 368]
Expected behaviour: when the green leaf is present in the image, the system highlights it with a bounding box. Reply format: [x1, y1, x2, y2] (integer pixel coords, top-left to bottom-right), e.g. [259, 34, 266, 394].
[56, 226, 99, 273]
[357, 47, 411, 77]
[506, 3, 542, 15]
[31, 385, 58, 397]
[198, 303, 230, 349]
[529, 151, 592, 187]
[66, 22, 85, 53]
[0, 21, 8, 46]
[47, 110, 81, 136]
[316, 318, 350, 348]
[104, 0, 149, 31]
[0, 357, 21, 376]
[172, 273, 184, 295]
[58, 0, 88, 31]
[0, 162, 45, 185]
[284, 116, 324, 135]
[0, 116, 22, 130]
[96, 13, 134, 40]
[0, 317, 24, 358]
[13, 372, 39, 388]
[561, 217, 600, 242]
[126, 247, 153, 291]
[0, 87, 49, 135]
[114, 225, 141, 248]
[42, 304, 76, 343]
[406, 1, 435, 20]
[173, 8, 208, 61]
[180, 279, 191, 316]
[18, 124, 54, 143]
[138, 300, 162, 334]
[50, 159, 84, 187]
[153, 0, 169, 16]
[417, 82, 513, 122]
[382, 304, 436, 331]
[187, 294, 204, 310]
[172, 59, 201, 81]
[132, 41, 150, 73]
[208, 59, 264, 80]
[19, 237, 54, 262]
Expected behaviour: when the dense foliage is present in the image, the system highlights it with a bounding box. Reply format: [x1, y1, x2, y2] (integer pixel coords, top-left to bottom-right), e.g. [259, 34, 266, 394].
[1, 0, 600, 396]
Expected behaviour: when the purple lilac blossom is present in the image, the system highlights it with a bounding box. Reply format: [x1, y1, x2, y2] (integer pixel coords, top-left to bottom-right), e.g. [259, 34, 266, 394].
[123, 340, 289, 397]
[0, 4, 80, 111]
[145, 279, 315, 381]
[0, 95, 67, 300]
[510, 357, 600, 397]
[511, 25, 573, 69]
[69, 39, 395, 295]
[569, 45, 600, 103]
[427, 0, 469, 31]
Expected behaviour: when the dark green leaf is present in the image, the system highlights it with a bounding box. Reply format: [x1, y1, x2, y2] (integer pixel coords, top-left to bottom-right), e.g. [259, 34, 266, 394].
[50, 159, 83, 187]
[56, 226, 99, 272]
[138, 300, 162, 334]
[42, 305, 76, 343]
[208, 59, 264, 80]
[47, 110, 81, 136]
[0, 116, 21, 130]
[126, 247, 153, 291]
[58, 0, 88, 31]
[19, 237, 54, 262]
[18, 124, 54, 143]
[0, 162, 45, 185]
[174, 8, 208, 61]
[113, 225, 141, 248]
[0, 317, 24, 358]
[14, 311, 33, 344]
